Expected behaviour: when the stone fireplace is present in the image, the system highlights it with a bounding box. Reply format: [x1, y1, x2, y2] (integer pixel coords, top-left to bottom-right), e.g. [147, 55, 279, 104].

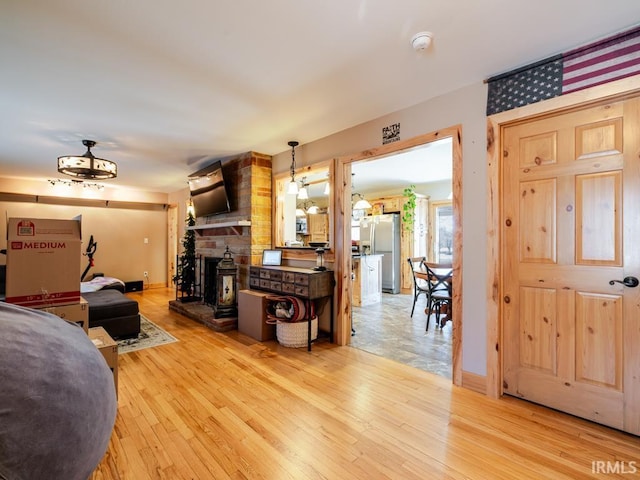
[169, 151, 272, 332]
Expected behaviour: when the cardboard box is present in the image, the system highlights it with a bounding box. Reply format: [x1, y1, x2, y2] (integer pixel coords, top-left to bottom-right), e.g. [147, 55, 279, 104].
[38, 297, 89, 333]
[238, 289, 276, 341]
[5, 217, 82, 308]
[88, 326, 118, 397]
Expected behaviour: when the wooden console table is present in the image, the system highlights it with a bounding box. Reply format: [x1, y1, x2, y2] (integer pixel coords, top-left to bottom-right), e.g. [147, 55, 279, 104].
[249, 265, 335, 350]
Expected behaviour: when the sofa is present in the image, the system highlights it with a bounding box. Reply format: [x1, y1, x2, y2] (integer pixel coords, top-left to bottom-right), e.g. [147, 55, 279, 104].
[81, 276, 141, 339]
[84, 288, 141, 339]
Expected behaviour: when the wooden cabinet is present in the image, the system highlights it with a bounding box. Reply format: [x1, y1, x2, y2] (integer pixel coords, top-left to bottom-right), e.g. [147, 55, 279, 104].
[370, 195, 403, 214]
[249, 265, 335, 350]
[249, 265, 333, 299]
[307, 214, 328, 243]
[352, 254, 382, 307]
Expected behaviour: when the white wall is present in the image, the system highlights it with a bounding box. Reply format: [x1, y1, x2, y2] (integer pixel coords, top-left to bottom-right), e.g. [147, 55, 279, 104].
[272, 81, 489, 375]
[0, 202, 168, 286]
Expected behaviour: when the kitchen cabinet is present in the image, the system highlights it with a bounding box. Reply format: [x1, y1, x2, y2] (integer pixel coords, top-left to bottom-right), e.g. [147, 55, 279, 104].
[352, 254, 382, 307]
[307, 213, 328, 243]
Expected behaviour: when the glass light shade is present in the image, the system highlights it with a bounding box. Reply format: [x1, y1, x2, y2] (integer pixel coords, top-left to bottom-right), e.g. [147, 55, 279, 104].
[287, 181, 299, 194]
[307, 205, 319, 214]
[353, 197, 372, 210]
[187, 199, 195, 216]
[295, 208, 306, 217]
[298, 186, 309, 199]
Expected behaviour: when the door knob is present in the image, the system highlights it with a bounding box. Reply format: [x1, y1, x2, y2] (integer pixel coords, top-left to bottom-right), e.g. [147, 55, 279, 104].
[609, 276, 640, 287]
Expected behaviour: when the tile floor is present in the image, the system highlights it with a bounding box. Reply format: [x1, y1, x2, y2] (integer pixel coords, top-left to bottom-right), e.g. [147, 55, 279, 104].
[350, 292, 452, 379]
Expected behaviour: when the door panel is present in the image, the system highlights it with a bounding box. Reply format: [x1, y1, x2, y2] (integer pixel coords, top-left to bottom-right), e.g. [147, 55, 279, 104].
[575, 291, 622, 390]
[519, 179, 556, 263]
[502, 96, 640, 435]
[575, 172, 622, 265]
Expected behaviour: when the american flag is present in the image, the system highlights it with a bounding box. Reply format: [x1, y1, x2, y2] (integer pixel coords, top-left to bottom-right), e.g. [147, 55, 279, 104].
[562, 26, 640, 94]
[487, 25, 640, 115]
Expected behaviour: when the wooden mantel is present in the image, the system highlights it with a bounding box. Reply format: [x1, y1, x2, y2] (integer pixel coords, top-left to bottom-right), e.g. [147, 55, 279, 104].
[187, 220, 251, 236]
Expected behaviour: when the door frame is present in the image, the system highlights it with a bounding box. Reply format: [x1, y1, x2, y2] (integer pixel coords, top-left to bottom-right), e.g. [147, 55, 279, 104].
[336, 125, 463, 386]
[485, 76, 640, 398]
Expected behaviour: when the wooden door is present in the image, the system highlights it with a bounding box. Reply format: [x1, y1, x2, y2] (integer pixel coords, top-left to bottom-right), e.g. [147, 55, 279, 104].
[502, 96, 640, 434]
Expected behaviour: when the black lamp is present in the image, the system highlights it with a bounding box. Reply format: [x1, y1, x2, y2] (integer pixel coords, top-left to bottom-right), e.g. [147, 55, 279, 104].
[214, 246, 238, 318]
[313, 248, 327, 271]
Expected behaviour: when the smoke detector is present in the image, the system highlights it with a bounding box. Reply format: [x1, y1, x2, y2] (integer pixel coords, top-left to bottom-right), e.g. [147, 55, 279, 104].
[411, 31, 433, 51]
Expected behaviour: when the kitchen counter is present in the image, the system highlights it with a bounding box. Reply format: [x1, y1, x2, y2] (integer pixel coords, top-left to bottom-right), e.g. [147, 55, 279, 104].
[352, 254, 383, 307]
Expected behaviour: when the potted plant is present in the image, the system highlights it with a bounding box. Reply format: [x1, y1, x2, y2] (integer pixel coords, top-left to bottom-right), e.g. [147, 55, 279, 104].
[402, 184, 417, 232]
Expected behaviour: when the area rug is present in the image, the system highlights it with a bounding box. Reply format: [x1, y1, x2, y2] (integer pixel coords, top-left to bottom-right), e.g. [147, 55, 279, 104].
[117, 315, 178, 354]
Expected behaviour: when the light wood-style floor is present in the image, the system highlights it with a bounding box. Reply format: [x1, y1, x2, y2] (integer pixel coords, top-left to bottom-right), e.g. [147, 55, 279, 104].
[91, 288, 640, 479]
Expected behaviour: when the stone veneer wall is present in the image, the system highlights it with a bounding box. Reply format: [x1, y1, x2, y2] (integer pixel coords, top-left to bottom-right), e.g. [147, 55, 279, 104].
[194, 151, 272, 291]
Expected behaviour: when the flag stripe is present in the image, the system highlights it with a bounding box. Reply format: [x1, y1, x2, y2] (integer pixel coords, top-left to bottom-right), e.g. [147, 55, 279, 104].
[564, 58, 640, 85]
[562, 63, 640, 94]
[563, 41, 640, 76]
[562, 29, 640, 94]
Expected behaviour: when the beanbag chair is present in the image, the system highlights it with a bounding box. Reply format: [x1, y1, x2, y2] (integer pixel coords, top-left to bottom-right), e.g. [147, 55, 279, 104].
[0, 302, 117, 480]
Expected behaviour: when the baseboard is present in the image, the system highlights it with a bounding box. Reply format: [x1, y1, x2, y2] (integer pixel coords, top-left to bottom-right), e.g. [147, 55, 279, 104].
[461, 370, 487, 395]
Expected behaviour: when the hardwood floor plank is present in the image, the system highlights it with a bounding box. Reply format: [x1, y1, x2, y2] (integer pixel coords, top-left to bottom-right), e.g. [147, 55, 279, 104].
[89, 288, 640, 479]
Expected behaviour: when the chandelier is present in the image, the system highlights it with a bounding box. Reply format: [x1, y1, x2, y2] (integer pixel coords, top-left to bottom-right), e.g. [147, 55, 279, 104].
[57, 140, 117, 180]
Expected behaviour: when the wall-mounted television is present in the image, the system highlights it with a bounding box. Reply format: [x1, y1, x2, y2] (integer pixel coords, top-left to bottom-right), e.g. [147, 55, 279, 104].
[188, 160, 231, 217]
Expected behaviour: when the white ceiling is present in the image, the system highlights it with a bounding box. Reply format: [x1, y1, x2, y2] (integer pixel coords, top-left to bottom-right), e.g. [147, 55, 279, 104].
[1, 1, 639, 194]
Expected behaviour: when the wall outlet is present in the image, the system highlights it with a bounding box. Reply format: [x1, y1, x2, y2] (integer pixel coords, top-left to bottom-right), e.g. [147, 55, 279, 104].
[144, 271, 148, 278]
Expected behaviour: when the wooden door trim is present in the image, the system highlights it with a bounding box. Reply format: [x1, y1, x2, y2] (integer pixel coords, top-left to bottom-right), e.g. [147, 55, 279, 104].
[486, 76, 640, 398]
[336, 125, 463, 386]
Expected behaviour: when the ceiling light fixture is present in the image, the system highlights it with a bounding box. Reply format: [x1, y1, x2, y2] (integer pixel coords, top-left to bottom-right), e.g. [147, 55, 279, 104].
[353, 194, 372, 210]
[351, 173, 371, 210]
[297, 177, 309, 200]
[287, 140, 299, 195]
[411, 31, 433, 52]
[57, 139, 117, 180]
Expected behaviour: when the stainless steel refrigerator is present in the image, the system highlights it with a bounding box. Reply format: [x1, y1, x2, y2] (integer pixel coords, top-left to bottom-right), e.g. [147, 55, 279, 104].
[359, 213, 401, 294]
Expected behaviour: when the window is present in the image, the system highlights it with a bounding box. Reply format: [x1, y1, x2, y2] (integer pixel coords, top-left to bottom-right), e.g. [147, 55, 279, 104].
[430, 201, 453, 263]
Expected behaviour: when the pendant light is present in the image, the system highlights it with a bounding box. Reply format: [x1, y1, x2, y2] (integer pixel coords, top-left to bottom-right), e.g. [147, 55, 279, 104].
[297, 177, 309, 199]
[57, 139, 117, 180]
[351, 173, 371, 209]
[287, 141, 299, 194]
[353, 194, 372, 210]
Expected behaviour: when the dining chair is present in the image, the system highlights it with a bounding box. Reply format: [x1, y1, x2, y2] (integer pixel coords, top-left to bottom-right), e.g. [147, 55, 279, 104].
[423, 262, 453, 331]
[407, 257, 429, 317]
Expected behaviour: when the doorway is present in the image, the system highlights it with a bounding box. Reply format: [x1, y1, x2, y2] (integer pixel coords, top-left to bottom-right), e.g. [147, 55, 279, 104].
[335, 125, 463, 385]
[348, 143, 454, 378]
